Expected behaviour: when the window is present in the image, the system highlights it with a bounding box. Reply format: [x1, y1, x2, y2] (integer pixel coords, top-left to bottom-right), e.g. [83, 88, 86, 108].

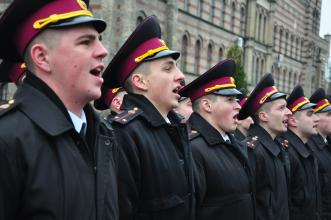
[231, 2, 236, 31]
[263, 16, 267, 43]
[240, 6, 246, 35]
[181, 35, 189, 72]
[221, 0, 226, 27]
[194, 39, 201, 74]
[290, 35, 294, 57]
[256, 57, 260, 83]
[285, 32, 289, 56]
[279, 29, 283, 53]
[219, 47, 224, 60]
[207, 43, 213, 68]
[273, 26, 277, 51]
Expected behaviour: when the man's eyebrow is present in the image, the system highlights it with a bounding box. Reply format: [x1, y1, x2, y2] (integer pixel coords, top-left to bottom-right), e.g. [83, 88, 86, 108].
[161, 60, 176, 66]
[76, 34, 97, 41]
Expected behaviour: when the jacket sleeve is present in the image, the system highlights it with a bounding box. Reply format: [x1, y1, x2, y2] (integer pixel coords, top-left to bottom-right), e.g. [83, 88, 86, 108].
[0, 138, 23, 220]
[114, 127, 141, 220]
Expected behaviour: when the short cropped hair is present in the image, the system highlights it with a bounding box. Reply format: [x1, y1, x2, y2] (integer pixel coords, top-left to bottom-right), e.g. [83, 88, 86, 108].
[123, 61, 151, 93]
[192, 93, 218, 113]
[252, 101, 272, 124]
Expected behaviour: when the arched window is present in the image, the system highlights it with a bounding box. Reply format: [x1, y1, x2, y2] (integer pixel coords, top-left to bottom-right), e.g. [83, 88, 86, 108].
[296, 38, 299, 59]
[263, 16, 267, 43]
[181, 35, 189, 72]
[210, 0, 215, 22]
[290, 35, 294, 57]
[256, 57, 260, 83]
[240, 6, 245, 35]
[258, 13, 262, 41]
[194, 39, 201, 74]
[221, 0, 226, 27]
[288, 71, 292, 90]
[273, 26, 277, 51]
[184, 0, 189, 11]
[285, 32, 289, 56]
[231, 2, 236, 31]
[198, 0, 203, 17]
[261, 59, 264, 79]
[279, 29, 283, 54]
[300, 40, 304, 60]
[207, 43, 213, 69]
[219, 47, 224, 60]
[283, 70, 287, 91]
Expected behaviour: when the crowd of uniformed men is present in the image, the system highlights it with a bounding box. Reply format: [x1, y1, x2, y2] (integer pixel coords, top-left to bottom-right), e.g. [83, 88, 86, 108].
[0, 0, 331, 220]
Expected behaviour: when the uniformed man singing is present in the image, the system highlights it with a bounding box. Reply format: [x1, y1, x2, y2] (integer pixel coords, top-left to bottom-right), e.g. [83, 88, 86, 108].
[238, 73, 292, 220]
[278, 85, 321, 220]
[180, 59, 256, 220]
[308, 88, 331, 220]
[0, 0, 118, 219]
[99, 15, 195, 220]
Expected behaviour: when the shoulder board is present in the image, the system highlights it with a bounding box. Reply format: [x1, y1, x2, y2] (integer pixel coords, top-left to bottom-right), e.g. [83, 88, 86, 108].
[244, 135, 259, 150]
[189, 129, 201, 140]
[0, 99, 19, 117]
[112, 107, 143, 125]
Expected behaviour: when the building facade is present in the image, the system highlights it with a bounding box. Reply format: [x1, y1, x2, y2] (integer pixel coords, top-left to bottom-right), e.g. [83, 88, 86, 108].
[0, 0, 330, 99]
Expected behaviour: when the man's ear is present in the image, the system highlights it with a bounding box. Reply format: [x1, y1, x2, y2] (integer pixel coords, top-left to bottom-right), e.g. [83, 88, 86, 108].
[112, 96, 121, 111]
[200, 98, 212, 113]
[30, 43, 51, 73]
[258, 111, 268, 123]
[288, 115, 297, 127]
[131, 72, 148, 91]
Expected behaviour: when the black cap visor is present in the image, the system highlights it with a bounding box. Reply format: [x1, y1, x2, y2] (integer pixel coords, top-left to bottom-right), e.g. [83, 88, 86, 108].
[213, 88, 242, 96]
[48, 15, 106, 33]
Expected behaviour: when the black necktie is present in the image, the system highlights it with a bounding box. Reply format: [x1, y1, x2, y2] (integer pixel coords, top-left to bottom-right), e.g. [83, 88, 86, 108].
[79, 122, 86, 137]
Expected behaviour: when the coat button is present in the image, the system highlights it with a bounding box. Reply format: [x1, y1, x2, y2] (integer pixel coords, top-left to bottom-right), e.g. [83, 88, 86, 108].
[105, 139, 111, 146]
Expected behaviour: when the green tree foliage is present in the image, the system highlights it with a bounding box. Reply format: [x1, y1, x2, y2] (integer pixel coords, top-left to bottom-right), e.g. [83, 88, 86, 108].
[226, 42, 248, 90]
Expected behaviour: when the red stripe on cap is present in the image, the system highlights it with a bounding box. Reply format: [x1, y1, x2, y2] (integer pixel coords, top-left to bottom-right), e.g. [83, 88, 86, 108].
[118, 38, 168, 84]
[15, 0, 89, 56]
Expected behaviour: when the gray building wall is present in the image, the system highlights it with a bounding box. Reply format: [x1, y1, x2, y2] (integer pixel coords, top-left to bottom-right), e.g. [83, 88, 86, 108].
[0, 0, 330, 100]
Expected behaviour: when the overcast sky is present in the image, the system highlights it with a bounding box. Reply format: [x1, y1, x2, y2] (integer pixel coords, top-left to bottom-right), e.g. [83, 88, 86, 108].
[320, 0, 331, 58]
[320, 0, 331, 37]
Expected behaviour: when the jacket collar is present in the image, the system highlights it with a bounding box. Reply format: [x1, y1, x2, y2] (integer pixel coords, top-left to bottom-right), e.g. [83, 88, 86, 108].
[189, 112, 248, 161]
[310, 134, 327, 150]
[15, 73, 75, 136]
[248, 124, 281, 156]
[121, 93, 180, 127]
[281, 130, 311, 158]
[189, 112, 230, 146]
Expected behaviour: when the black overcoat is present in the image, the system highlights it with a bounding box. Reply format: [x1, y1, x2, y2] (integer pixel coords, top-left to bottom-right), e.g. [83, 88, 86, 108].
[279, 130, 321, 220]
[247, 124, 289, 220]
[112, 94, 195, 220]
[188, 112, 255, 220]
[0, 74, 118, 220]
[308, 134, 331, 220]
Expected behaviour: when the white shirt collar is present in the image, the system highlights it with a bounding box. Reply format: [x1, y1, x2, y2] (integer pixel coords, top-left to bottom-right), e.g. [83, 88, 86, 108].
[68, 110, 87, 134]
[221, 133, 231, 143]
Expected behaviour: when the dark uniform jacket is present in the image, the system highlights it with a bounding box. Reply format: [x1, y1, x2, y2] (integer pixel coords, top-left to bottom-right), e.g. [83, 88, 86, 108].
[106, 111, 118, 123]
[247, 124, 290, 220]
[0, 73, 119, 220]
[234, 129, 246, 141]
[188, 112, 255, 220]
[308, 134, 331, 220]
[112, 94, 195, 220]
[279, 130, 321, 220]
